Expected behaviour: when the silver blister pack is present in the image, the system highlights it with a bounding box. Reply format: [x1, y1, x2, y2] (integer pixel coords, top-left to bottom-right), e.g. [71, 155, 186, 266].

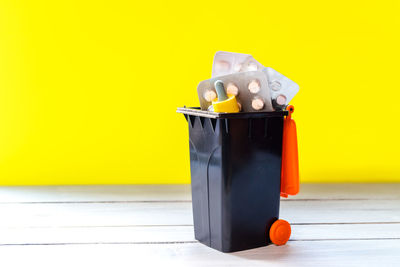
[212, 51, 264, 77]
[212, 52, 300, 110]
[197, 71, 274, 112]
[212, 51, 253, 77]
[262, 67, 299, 109]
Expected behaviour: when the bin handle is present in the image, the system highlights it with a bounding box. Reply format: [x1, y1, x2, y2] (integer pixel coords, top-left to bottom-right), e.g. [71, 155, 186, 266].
[280, 105, 299, 198]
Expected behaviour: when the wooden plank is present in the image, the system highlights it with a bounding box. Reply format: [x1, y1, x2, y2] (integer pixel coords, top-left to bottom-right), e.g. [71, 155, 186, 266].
[292, 183, 400, 200]
[0, 185, 192, 202]
[0, 226, 196, 245]
[0, 199, 399, 227]
[0, 240, 399, 267]
[0, 184, 398, 266]
[0, 224, 399, 245]
[292, 223, 400, 240]
[0, 184, 399, 203]
[280, 199, 400, 224]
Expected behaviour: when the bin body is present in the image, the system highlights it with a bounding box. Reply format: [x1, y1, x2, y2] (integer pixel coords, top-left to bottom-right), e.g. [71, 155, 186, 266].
[180, 108, 286, 253]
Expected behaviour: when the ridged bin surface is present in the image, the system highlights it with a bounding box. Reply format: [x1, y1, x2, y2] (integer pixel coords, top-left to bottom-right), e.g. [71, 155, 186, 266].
[180, 108, 286, 253]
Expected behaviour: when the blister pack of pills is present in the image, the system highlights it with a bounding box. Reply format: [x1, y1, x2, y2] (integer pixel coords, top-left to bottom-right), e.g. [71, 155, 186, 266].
[262, 67, 299, 110]
[211, 52, 299, 110]
[212, 51, 254, 77]
[197, 71, 274, 112]
[212, 51, 264, 77]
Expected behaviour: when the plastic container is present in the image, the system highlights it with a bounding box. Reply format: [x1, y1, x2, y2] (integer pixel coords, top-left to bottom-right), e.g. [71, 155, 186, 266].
[177, 107, 289, 252]
[197, 71, 274, 113]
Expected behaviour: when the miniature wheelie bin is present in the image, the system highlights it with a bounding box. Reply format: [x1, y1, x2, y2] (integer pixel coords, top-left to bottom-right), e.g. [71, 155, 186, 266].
[177, 105, 299, 252]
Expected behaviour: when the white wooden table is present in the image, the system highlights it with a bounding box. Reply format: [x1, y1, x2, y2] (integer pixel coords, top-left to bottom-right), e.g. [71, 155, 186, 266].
[0, 184, 399, 267]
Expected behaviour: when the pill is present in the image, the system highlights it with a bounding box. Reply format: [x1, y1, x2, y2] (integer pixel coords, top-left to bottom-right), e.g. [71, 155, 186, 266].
[248, 80, 260, 93]
[233, 63, 242, 72]
[203, 90, 217, 102]
[226, 83, 239, 96]
[270, 80, 281, 91]
[247, 62, 258, 71]
[252, 98, 264, 110]
[215, 60, 230, 71]
[276, 94, 287, 105]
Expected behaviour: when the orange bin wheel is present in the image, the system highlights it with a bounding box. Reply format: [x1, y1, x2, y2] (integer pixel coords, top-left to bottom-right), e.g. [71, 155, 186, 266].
[269, 219, 291, 246]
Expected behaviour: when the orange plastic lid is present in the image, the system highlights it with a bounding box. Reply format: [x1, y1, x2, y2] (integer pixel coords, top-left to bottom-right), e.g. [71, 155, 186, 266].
[280, 105, 299, 197]
[269, 219, 291, 246]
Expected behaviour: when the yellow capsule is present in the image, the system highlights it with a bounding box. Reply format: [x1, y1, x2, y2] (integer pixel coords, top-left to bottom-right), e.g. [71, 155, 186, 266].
[212, 95, 240, 113]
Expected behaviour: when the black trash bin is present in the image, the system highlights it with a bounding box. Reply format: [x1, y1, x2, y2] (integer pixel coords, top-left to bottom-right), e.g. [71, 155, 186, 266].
[177, 107, 288, 253]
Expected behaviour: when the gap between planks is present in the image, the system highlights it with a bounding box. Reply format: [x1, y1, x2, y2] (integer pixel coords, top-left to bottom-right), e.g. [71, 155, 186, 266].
[1, 198, 398, 204]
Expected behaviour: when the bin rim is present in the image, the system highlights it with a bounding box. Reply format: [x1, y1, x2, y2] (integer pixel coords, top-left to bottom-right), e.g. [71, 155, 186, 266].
[177, 107, 288, 119]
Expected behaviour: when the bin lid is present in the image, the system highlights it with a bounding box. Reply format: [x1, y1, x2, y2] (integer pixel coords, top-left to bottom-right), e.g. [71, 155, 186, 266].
[177, 107, 288, 119]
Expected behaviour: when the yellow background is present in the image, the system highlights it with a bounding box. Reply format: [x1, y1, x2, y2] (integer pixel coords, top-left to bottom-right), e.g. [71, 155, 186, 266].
[0, 0, 399, 185]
